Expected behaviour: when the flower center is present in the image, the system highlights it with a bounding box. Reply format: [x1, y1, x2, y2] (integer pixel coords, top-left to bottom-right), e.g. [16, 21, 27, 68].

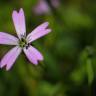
[19, 36, 30, 49]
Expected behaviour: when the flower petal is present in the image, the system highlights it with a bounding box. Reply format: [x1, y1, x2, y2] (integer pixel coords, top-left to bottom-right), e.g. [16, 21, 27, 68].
[12, 8, 26, 39]
[0, 46, 22, 71]
[33, 0, 50, 15]
[27, 22, 51, 43]
[51, 0, 60, 8]
[23, 45, 43, 65]
[0, 32, 18, 45]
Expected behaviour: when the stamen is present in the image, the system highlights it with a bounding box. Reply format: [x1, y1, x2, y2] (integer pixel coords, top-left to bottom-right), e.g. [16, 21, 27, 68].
[19, 35, 31, 49]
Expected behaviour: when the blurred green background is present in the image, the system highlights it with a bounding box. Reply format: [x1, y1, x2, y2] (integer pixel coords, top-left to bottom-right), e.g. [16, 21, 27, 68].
[0, 0, 96, 96]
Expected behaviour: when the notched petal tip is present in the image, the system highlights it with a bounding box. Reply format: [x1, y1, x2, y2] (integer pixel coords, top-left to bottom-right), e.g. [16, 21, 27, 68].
[6, 65, 11, 71]
[19, 8, 23, 12]
[36, 56, 44, 65]
[44, 22, 49, 26]
[34, 54, 44, 64]
[47, 29, 52, 32]
[33, 61, 38, 65]
[19, 8, 24, 15]
[27, 21, 51, 43]
[41, 22, 49, 29]
[39, 56, 44, 61]
[0, 63, 5, 69]
[12, 10, 17, 17]
[12, 8, 23, 13]
[0, 46, 21, 71]
[34, 55, 44, 65]
[12, 8, 24, 18]
[0, 63, 9, 71]
[23, 46, 44, 65]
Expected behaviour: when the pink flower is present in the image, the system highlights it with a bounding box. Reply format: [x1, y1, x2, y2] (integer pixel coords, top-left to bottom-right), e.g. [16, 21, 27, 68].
[51, 0, 60, 8]
[33, 0, 50, 15]
[0, 8, 51, 71]
[33, 0, 60, 15]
